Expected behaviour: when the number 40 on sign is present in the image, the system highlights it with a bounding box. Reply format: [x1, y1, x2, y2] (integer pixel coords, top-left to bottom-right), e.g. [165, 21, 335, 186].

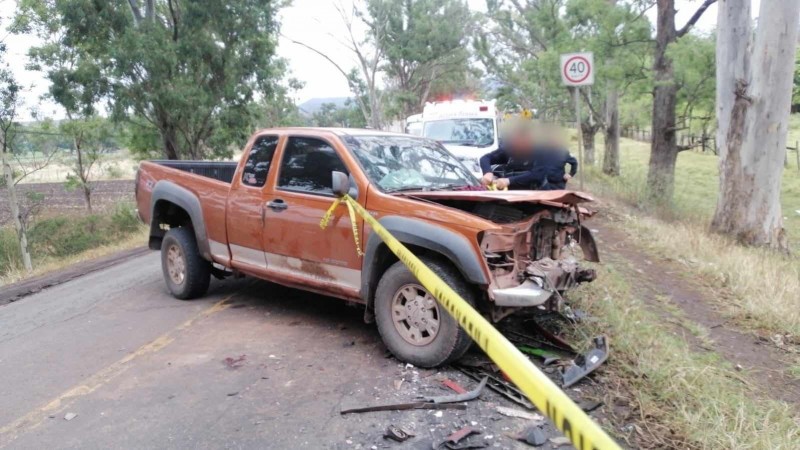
[560, 52, 594, 86]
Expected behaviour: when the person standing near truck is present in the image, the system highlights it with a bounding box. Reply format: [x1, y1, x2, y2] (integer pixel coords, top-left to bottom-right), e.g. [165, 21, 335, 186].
[479, 122, 578, 191]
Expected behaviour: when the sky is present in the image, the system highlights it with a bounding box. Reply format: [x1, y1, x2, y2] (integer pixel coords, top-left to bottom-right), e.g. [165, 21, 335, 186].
[1, 0, 759, 120]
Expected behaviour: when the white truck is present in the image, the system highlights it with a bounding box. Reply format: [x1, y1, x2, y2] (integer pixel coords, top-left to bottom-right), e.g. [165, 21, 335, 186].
[406, 100, 499, 177]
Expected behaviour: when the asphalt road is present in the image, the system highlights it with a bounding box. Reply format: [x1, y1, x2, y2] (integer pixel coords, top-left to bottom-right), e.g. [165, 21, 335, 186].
[0, 252, 594, 450]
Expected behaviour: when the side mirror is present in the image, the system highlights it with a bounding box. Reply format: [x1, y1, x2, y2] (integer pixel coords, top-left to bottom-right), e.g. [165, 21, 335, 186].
[331, 171, 350, 197]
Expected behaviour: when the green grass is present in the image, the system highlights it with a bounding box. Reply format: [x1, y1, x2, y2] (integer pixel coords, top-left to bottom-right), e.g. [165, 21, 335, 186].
[581, 129, 800, 239]
[574, 128, 800, 337]
[573, 264, 800, 449]
[0, 203, 144, 280]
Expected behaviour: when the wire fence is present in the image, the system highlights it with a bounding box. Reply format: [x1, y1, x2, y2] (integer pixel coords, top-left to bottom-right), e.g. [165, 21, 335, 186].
[619, 126, 800, 170]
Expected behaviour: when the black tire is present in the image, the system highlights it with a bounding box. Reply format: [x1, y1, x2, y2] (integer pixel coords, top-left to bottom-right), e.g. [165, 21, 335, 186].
[374, 256, 475, 368]
[160, 227, 211, 300]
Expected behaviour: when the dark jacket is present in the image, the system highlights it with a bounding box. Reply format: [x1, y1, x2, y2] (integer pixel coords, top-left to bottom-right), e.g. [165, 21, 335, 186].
[479, 144, 578, 190]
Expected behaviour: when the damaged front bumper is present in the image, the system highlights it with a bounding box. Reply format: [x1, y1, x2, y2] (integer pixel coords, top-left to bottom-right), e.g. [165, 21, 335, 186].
[481, 210, 599, 314]
[491, 258, 597, 307]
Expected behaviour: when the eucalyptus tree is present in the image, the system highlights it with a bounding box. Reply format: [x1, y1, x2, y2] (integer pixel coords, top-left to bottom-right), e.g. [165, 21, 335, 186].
[712, 0, 800, 249]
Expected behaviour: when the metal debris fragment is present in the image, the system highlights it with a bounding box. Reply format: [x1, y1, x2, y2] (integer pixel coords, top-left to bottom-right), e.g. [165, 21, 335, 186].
[340, 402, 466, 415]
[496, 406, 544, 422]
[446, 426, 480, 444]
[549, 436, 572, 447]
[577, 399, 603, 413]
[561, 336, 609, 388]
[456, 365, 534, 409]
[422, 377, 487, 404]
[384, 425, 413, 442]
[442, 378, 468, 394]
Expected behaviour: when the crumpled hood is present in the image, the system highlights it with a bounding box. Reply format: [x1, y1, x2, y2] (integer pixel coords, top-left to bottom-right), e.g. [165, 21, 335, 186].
[397, 189, 594, 206]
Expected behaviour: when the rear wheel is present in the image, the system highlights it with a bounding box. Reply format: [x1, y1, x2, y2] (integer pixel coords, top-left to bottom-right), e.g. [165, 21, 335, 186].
[374, 257, 475, 367]
[161, 227, 210, 300]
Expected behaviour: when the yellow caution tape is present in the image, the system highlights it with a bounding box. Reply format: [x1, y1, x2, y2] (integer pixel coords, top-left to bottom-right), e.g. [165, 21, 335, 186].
[321, 195, 620, 450]
[320, 197, 363, 256]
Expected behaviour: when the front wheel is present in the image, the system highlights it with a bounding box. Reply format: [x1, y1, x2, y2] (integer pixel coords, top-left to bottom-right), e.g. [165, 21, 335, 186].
[161, 227, 211, 300]
[374, 257, 475, 367]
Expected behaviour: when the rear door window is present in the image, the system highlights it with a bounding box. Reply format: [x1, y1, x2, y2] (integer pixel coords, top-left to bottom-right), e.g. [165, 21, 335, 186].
[277, 137, 348, 195]
[241, 135, 279, 187]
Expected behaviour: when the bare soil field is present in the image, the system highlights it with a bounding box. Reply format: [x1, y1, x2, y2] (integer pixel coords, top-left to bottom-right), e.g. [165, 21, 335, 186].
[0, 180, 135, 224]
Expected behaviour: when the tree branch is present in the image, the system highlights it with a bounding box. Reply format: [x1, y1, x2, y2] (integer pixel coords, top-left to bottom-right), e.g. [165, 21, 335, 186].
[579, 89, 606, 128]
[127, 0, 143, 25]
[168, 0, 179, 42]
[677, 0, 718, 38]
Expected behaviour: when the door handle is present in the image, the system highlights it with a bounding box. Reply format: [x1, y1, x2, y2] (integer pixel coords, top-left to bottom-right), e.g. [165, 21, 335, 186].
[266, 199, 288, 211]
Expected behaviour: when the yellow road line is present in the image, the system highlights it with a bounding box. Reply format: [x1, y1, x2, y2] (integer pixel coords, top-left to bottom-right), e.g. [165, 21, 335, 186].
[0, 295, 234, 447]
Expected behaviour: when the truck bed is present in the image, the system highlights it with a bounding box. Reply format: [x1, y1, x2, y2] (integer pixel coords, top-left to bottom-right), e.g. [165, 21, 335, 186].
[136, 160, 235, 255]
[149, 160, 238, 184]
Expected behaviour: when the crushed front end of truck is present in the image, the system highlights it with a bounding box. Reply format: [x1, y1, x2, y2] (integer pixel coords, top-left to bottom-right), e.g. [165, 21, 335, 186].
[480, 206, 599, 321]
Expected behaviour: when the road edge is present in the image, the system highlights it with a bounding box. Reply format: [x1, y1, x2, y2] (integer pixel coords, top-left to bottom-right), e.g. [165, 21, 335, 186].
[0, 246, 151, 306]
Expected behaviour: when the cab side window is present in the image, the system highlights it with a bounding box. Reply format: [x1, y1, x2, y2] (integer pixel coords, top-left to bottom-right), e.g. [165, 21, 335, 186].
[277, 137, 348, 195]
[241, 135, 279, 187]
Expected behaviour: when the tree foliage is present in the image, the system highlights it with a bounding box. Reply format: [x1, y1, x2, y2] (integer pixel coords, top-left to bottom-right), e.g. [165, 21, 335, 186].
[367, 0, 474, 116]
[15, 0, 285, 160]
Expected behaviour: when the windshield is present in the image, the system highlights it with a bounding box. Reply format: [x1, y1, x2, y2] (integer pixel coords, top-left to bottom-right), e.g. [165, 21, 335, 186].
[344, 135, 478, 192]
[423, 118, 495, 147]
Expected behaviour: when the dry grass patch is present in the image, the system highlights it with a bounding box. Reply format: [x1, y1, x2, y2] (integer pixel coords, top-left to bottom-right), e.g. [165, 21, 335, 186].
[574, 265, 800, 449]
[599, 207, 800, 337]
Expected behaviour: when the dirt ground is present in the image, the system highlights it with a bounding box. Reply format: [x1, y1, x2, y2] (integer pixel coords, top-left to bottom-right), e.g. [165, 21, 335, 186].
[0, 252, 621, 450]
[0, 180, 134, 224]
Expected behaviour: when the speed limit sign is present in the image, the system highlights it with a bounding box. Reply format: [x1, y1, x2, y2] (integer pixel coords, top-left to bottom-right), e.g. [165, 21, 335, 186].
[560, 52, 594, 86]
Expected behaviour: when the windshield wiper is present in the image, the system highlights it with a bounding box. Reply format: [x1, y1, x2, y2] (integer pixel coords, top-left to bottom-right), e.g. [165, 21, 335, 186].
[440, 139, 478, 146]
[383, 185, 432, 193]
[430, 183, 471, 191]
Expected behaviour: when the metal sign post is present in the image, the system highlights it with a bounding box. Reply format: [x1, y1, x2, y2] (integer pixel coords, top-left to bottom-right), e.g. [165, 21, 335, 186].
[574, 87, 584, 190]
[560, 52, 594, 191]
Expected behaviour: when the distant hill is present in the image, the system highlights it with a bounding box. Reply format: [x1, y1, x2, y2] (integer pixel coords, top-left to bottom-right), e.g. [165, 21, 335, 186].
[298, 97, 351, 116]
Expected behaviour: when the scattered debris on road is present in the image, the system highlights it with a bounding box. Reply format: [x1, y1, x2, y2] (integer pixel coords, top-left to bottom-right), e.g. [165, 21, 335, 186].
[495, 406, 544, 422]
[383, 425, 413, 442]
[513, 425, 547, 446]
[340, 402, 467, 415]
[222, 354, 247, 369]
[562, 336, 609, 388]
[442, 378, 468, 394]
[63, 412, 77, 421]
[437, 425, 482, 449]
[549, 436, 572, 447]
[456, 365, 535, 409]
[421, 376, 487, 404]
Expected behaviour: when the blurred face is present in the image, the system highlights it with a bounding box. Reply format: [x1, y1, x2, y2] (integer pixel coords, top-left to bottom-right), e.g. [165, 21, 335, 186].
[507, 129, 534, 157]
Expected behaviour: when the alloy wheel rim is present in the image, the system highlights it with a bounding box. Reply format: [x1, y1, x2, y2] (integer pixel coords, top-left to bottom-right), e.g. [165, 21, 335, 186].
[391, 284, 440, 346]
[166, 244, 186, 285]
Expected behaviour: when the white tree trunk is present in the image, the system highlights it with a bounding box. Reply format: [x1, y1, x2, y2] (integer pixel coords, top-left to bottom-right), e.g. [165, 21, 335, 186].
[714, 0, 751, 155]
[1, 138, 33, 271]
[712, 0, 800, 249]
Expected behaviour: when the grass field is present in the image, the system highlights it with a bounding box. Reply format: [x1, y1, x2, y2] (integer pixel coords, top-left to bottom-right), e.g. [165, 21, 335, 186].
[583, 130, 800, 239]
[570, 126, 800, 448]
[575, 131, 800, 337]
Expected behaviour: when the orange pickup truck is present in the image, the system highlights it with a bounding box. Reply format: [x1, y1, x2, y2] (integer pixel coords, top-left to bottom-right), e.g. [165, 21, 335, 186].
[135, 128, 599, 367]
